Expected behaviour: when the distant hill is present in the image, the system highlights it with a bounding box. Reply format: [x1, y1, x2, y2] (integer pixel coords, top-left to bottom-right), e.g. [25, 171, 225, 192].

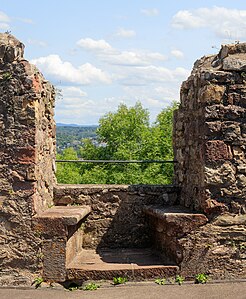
[56, 125, 98, 152]
[56, 123, 98, 127]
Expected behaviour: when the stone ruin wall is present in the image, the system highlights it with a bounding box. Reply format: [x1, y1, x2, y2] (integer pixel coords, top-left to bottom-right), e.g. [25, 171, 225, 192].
[173, 44, 246, 278]
[0, 34, 56, 285]
[174, 44, 246, 215]
[54, 185, 178, 250]
[0, 33, 245, 284]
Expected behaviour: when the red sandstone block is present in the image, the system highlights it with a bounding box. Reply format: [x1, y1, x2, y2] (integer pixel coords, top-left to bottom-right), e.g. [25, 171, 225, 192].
[33, 206, 91, 237]
[205, 140, 232, 161]
[33, 217, 68, 237]
[15, 147, 36, 164]
[32, 74, 41, 93]
[42, 239, 67, 281]
[36, 206, 91, 225]
[144, 205, 208, 235]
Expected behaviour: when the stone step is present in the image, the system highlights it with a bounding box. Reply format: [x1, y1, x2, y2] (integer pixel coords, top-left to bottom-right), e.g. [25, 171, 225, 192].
[66, 248, 178, 281]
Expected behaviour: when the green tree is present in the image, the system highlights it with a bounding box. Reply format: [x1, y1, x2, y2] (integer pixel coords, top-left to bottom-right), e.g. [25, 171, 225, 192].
[96, 102, 150, 160]
[152, 101, 179, 159]
[56, 147, 82, 184]
[56, 101, 178, 184]
[143, 101, 179, 184]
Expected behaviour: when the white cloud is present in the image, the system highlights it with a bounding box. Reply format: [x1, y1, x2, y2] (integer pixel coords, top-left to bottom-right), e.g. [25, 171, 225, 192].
[121, 85, 180, 123]
[141, 8, 159, 16]
[171, 49, 184, 59]
[154, 86, 179, 98]
[102, 50, 167, 66]
[118, 65, 190, 86]
[76, 38, 113, 52]
[114, 28, 136, 38]
[172, 10, 205, 29]
[31, 54, 111, 85]
[55, 95, 126, 125]
[0, 11, 10, 23]
[27, 39, 47, 47]
[145, 97, 164, 108]
[54, 63, 189, 124]
[0, 11, 10, 30]
[16, 17, 34, 24]
[76, 38, 166, 66]
[172, 6, 246, 39]
[55, 35, 190, 124]
[0, 23, 10, 30]
[61, 86, 87, 97]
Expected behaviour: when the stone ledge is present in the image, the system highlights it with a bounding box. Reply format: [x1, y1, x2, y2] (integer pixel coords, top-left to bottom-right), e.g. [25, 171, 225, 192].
[55, 184, 179, 194]
[144, 205, 208, 234]
[34, 205, 91, 226]
[213, 214, 246, 226]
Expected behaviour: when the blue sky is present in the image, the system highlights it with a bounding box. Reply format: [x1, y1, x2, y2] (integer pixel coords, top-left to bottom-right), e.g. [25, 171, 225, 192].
[1, 1, 246, 124]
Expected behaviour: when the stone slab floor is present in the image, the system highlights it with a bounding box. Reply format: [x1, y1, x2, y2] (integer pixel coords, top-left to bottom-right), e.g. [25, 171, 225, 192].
[66, 248, 178, 281]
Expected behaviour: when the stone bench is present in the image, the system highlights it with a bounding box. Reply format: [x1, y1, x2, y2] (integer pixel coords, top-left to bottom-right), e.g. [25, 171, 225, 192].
[144, 205, 208, 264]
[33, 206, 91, 281]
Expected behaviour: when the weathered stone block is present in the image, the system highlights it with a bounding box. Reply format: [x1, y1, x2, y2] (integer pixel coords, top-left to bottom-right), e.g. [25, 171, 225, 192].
[205, 121, 222, 135]
[223, 56, 246, 71]
[222, 121, 242, 142]
[205, 140, 232, 162]
[205, 162, 236, 186]
[42, 239, 67, 281]
[237, 174, 246, 187]
[0, 34, 24, 62]
[15, 147, 36, 164]
[232, 146, 245, 160]
[205, 105, 245, 121]
[237, 164, 246, 174]
[213, 214, 246, 226]
[199, 84, 226, 105]
[33, 206, 91, 237]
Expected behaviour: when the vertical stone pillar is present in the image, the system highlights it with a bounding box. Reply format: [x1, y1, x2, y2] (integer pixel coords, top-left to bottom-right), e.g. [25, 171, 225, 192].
[174, 43, 246, 216]
[0, 34, 56, 285]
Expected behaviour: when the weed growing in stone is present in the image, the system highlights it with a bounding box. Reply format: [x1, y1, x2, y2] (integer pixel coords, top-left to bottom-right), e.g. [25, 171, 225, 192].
[195, 273, 209, 284]
[175, 275, 185, 285]
[83, 282, 100, 291]
[34, 230, 42, 238]
[155, 278, 166, 285]
[205, 243, 213, 249]
[113, 277, 128, 285]
[239, 243, 246, 251]
[32, 277, 44, 288]
[36, 252, 44, 260]
[241, 71, 246, 80]
[1, 72, 12, 81]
